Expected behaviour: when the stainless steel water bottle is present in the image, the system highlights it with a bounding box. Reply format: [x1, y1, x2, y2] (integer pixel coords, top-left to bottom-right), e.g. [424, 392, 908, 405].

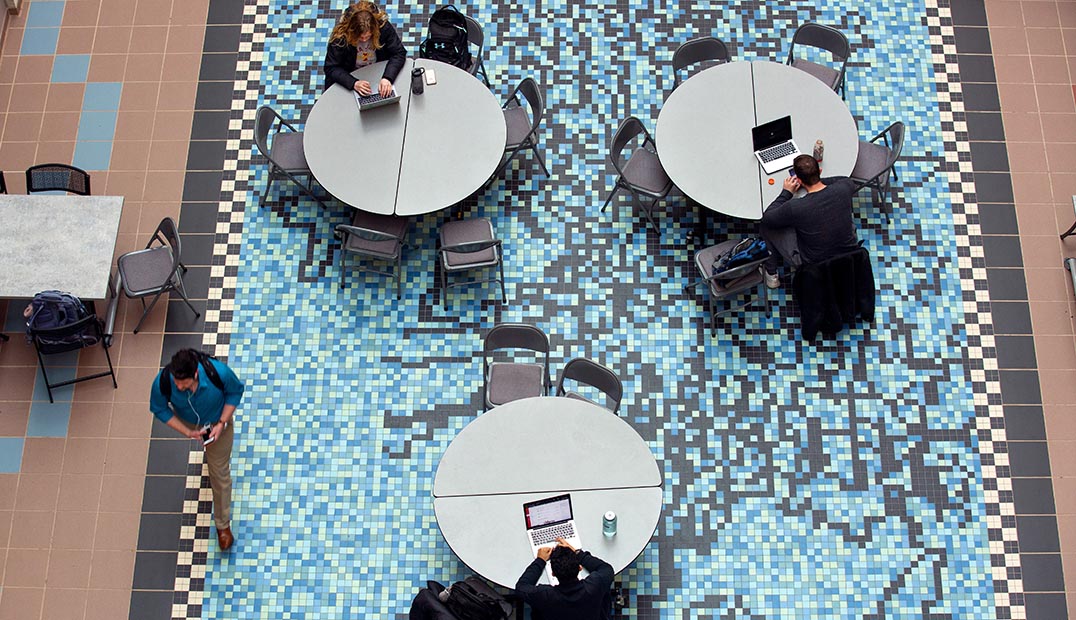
[813, 139, 824, 163]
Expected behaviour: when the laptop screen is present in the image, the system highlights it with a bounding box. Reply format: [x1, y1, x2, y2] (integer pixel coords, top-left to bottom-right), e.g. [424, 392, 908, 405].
[523, 494, 573, 529]
[752, 116, 793, 151]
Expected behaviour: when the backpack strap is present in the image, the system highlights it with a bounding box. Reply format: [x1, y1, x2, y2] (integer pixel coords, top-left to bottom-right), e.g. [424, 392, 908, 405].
[158, 350, 225, 400]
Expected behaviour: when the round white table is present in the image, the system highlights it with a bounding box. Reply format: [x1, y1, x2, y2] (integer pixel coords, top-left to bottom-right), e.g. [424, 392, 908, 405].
[304, 59, 506, 216]
[656, 61, 859, 220]
[433, 397, 663, 588]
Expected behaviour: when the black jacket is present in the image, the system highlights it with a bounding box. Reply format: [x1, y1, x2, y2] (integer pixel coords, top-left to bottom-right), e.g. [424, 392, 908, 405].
[323, 21, 407, 91]
[515, 551, 614, 620]
[792, 246, 875, 341]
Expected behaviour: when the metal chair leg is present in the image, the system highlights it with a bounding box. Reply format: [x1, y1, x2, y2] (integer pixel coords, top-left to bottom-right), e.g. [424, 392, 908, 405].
[498, 260, 507, 303]
[132, 292, 164, 334]
[260, 176, 275, 208]
[172, 277, 201, 319]
[601, 184, 619, 212]
[531, 144, 551, 176]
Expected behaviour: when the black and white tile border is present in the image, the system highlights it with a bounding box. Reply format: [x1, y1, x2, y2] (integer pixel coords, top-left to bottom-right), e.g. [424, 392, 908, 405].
[171, 0, 269, 618]
[926, 0, 1024, 617]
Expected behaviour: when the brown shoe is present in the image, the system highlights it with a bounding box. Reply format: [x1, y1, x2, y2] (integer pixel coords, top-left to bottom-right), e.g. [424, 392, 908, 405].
[217, 527, 234, 551]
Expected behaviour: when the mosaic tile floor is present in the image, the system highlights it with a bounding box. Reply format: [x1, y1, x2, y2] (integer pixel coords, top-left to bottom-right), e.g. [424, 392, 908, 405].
[189, 0, 1014, 617]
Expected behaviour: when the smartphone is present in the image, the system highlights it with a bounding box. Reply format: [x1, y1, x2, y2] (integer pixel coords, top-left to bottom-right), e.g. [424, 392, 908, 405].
[201, 424, 216, 446]
[788, 168, 796, 177]
[425, 69, 437, 85]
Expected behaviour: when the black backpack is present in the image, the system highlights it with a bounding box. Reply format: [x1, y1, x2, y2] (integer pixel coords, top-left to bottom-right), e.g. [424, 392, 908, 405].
[431, 576, 511, 620]
[159, 349, 225, 399]
[24, 290, 98, 348]
[418, 5, 472, 70]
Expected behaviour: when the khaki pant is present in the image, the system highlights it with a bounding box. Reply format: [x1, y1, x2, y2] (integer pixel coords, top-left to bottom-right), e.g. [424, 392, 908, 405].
[196, 421, 234, 530]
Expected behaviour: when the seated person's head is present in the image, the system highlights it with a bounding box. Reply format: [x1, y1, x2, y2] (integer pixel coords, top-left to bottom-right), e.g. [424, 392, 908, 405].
[549, 546, 581, 584]
[333, 1, 387, 47]
[792, 154, 821, 186]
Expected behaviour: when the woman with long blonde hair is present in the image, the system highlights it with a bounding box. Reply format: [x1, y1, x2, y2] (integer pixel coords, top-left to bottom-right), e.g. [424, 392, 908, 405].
[323, 1, 406, 96]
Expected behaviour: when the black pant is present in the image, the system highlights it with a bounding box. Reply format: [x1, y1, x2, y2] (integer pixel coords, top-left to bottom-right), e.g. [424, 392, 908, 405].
[760, 222, 802, 272]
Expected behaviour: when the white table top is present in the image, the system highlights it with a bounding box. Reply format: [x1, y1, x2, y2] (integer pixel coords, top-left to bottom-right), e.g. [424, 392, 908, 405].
[433, 396, 662, 497]
[0, 195, 123, 300]
[304, 59, 505, 216]
[433, 397, 663, 588]
[435, 487, 663, 589]
[656, 61, 859, 220]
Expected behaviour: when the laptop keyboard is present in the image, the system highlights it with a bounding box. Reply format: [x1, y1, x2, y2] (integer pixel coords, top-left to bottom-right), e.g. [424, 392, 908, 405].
[531, 523, 576, 546]
[358, 91, 389, 106]
[759, 142, 796, 163]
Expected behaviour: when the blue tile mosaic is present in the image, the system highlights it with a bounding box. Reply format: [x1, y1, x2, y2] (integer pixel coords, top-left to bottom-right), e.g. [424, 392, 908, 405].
[0, 437, 24, 473]
[191, 0, 1012, 618]
[72, 140, 112, 171]
[25, 1, 65, 28]
[19, 26, 59, 55]
[82, 82, 123, 111]
[51, 54, 90, 83]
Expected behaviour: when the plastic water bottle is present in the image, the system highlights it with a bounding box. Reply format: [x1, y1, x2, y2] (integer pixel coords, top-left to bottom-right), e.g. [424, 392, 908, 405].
[603, 511, 617, 537]
[813, 139, 824, 163]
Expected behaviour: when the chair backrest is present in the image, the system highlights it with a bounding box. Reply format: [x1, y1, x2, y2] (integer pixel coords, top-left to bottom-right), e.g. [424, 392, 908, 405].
[149, 216, 183, 275]
[556, 358, 623, 413]
[506, 77, 546, 135]
[254, 105, 285, 165]
[484, 323, 549, 355]
[672, 37, 730, 88]
[26, 164, 91, 195]
[608, 116, 649, 176]
[441, 238, 501, 256]
[788, 22, 850, 62]
[883, 121, 906, 168]
[464, 15, 484, 50]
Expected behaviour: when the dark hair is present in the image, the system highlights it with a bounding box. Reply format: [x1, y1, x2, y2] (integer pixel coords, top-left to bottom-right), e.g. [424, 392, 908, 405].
[549, 546, 580, 584]
[792, 154, 821, 185]
[170, 349, 201, 380]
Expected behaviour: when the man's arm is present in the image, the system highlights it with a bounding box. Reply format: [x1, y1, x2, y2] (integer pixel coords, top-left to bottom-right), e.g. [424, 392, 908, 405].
[514, 557, 548, 597]
[579, 551, 614, 590]
[149, 372, 199, 439]
[761, 176, 800, 228]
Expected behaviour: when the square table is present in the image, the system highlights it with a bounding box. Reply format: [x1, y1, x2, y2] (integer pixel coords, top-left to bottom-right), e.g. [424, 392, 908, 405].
[0, 195, 124, 300]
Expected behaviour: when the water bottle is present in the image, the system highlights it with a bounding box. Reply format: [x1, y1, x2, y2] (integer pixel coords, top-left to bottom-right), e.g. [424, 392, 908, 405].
[603, 511, 617, 537]
[813, 139, 824, 163]
[411, 67, 425, 95]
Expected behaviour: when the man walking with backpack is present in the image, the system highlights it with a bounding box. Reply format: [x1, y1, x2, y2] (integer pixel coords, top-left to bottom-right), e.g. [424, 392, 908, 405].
[149, 348, 245, 550]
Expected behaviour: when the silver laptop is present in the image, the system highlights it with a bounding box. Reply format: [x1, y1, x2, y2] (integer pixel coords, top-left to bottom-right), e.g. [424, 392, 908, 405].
[524, 494, 584, 585]
[354, 87, 400, 111]
[752, 115, 801, 175]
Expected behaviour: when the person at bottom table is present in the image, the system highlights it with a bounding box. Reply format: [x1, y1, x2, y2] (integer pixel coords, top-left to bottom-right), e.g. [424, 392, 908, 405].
[759, 154, 861, 288]
[515, 537, 614, 620]
[323, 1, 407, 96]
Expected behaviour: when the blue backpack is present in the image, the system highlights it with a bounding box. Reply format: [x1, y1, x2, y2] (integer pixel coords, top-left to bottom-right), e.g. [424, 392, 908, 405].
[712, 237, 770, 276]
[24, 290, 96, 347]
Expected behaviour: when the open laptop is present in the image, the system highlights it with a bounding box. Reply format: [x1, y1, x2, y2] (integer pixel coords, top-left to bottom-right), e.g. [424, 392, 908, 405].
[353, 86, 400, 111]
[524, 494, 584, 585]
[752, 115, 801, 175]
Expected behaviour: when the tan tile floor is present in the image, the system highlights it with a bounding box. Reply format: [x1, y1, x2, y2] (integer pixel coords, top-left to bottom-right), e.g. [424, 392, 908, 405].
[0, 1, 207, 618]
[986, 0, 1076, 612]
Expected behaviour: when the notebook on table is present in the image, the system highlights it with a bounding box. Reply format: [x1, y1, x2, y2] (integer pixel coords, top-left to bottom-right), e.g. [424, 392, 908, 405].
[752, 115, 801, 175]
[524, 494, 585, 585]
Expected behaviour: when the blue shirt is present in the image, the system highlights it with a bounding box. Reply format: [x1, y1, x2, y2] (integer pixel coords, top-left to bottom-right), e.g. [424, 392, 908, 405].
[149, 358, 245, 426]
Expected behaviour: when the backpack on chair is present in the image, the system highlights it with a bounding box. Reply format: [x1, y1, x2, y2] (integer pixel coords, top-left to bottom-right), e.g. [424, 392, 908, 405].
[428, 576, 511, 620]
[23, 290, 98, 348]
[418, 5, 472, 70]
